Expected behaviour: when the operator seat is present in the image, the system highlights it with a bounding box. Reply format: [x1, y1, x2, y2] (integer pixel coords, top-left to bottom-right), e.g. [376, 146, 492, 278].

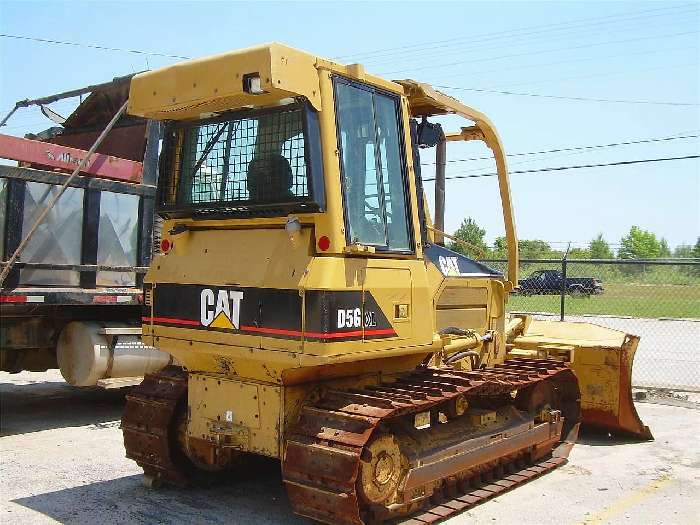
[247, 154, 295, 202]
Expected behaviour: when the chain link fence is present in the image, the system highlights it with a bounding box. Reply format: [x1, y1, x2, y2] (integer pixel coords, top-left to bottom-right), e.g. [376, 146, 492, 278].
[485, 258, 700, 392]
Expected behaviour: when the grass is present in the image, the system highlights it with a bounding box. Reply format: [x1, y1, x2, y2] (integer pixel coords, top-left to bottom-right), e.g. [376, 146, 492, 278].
[508, 283, 700, 319]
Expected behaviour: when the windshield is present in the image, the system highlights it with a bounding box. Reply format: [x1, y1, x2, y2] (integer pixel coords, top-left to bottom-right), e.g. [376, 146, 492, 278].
[159, 104, 322, 216]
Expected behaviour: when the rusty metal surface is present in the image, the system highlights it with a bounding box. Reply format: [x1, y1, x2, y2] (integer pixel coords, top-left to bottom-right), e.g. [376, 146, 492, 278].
[282, 359, 580, 525]
[121, 365, 190, 487]
[46, 124, 148, 163]
[581, 335, 653, 440]
[392, 455, 567, 525]
[0, 133, 144, 182]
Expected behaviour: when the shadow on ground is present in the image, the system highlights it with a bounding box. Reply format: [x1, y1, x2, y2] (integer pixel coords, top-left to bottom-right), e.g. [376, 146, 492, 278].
[577, 428, 651, 446]
[0, 376, 126, 436]
[12, 456, 307, 525]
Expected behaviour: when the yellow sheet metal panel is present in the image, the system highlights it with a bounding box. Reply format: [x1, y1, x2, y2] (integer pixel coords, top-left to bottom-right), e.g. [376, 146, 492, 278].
[312, 68, 347, 254]
[316, 59, 405, 96]
[151, 226, 313, 288]
[573, 350, 621, 413]
[128, 43, 322, 119]
[514, 319, 628, 349]
[436, 308, 488, 333]
[362, 268, 412, 340]
[128, 43, 408, 122]
[153, 335, 300, 383]
[188, 374, 281, 457]
[437, 286, 488, 307]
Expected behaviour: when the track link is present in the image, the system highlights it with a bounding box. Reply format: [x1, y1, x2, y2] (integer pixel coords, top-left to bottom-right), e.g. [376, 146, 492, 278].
[121, 365, 190, 487]
[394, 455, 567, 525]
[282, 359, 580, 525]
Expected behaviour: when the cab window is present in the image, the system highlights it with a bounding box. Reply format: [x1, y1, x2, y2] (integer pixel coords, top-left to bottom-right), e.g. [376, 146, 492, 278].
[157, 103, 325, 218]
[334, 78, 412, 252]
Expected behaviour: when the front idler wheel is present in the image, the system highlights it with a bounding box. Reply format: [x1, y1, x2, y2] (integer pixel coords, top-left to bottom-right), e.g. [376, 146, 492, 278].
[357, 434, 405, 507]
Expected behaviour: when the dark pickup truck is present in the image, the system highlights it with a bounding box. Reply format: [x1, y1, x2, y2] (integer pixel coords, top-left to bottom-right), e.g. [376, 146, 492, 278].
[517, 269, 603, 296]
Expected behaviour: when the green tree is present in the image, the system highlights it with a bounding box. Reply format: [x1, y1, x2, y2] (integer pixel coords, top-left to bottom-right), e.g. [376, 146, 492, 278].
[589, 234, 613, 259]
[449, 218, 487, 258]
[675, 238, 700, 277]
[674, 244, 694, 258]
[491, 236, 508, 258]
[659, 238, 671, 258]
[568, 247, 591, 259]
[519, 239, 556, 259]
[618, 226, 662, 259]
[491, 237, 556, 259]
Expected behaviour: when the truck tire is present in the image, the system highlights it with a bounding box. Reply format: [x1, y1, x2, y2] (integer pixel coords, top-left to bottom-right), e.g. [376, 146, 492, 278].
[569, 285, 587, 298]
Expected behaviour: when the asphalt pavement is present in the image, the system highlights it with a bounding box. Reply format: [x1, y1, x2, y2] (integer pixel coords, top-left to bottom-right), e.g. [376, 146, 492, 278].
[1, 370, 698, 525]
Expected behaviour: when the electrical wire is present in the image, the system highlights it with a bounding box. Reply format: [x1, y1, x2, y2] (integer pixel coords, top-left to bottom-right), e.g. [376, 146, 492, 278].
[434, 85, 699, 106]
[422, 155, 700, 181]
[380, 29, 697, 75]
[481, 61, 698, 90]
[334, 3, 697, 61]
[433, 44, 698, 85]
[421, 133, 700, 165]
[358, 6, 699, 68]
[0, 33, 191, 59]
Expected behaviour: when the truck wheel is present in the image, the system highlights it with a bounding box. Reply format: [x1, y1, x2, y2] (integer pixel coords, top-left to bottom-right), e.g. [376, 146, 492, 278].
[569, 286, 586, 298]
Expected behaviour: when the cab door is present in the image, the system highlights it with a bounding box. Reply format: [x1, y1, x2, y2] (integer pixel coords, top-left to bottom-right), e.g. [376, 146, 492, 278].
[334, 77, 414, 253]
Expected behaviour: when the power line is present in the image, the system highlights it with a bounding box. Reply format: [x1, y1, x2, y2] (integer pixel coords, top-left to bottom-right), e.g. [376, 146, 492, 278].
[421, 133, 700, 165]
[434, 85, 699, 106]
[0, 34, 191, 59]
[380, 29, 697, 75]
[359, 6, 699, 68]
[481, 61, 698, 90]
[434, 44, 698, 86]
[422, 155, 700, 181]
[335, 3, 697, 61]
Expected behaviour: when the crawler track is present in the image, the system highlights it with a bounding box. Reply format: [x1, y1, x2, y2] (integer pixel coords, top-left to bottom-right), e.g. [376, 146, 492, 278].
[392, 455, 568, 525]
[282, 359, 580, 525]
[122, 360, 579, 524]
[121, 365, 190, 487]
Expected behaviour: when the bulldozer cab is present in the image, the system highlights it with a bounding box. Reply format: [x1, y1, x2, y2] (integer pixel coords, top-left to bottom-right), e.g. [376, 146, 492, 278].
[156, 77, 418, 254]
[131, 44, 517, 279]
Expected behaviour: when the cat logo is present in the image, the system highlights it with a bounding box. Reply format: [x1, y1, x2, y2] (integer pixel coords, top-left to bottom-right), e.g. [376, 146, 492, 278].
[200, 289, 244, 329]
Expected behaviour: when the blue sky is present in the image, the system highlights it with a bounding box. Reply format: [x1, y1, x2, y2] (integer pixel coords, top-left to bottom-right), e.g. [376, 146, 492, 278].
[1, 1, 698, 250]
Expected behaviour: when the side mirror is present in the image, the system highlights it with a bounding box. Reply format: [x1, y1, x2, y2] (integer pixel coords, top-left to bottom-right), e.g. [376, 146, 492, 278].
[416, 117, 445, 148]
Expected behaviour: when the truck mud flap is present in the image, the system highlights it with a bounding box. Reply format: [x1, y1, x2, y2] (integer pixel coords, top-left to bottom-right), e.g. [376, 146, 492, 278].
[508, 318, 653, 441]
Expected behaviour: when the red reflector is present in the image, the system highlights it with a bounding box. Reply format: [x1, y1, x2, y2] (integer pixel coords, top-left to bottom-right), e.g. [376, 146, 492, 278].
[0, 295, 26, 303]
[318, 235, 330, 251]
[160, 238, 171, 253]
[93, 295, 117, 303]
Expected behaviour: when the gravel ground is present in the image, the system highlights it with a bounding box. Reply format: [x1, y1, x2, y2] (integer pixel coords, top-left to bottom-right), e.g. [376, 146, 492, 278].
[1, 370, 699, 525]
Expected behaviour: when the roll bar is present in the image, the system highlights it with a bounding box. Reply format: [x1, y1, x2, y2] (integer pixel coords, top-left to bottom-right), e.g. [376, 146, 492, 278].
[396, 80, 518, 288]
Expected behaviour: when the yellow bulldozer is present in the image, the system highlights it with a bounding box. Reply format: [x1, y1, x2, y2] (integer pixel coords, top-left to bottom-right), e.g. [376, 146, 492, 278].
[121, 43, 651, 524]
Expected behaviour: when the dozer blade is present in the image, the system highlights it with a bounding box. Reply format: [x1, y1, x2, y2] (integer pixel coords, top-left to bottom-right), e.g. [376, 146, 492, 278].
[508, 318, 653, 440]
